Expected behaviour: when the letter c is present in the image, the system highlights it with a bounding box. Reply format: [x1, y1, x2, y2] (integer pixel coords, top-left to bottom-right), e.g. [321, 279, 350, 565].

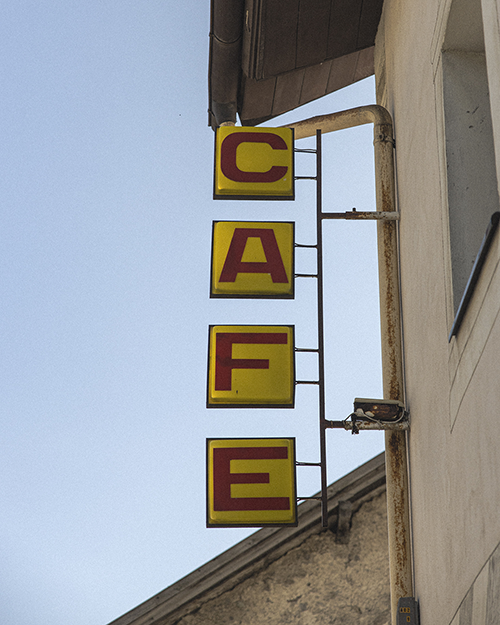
[220, 132, 288, 183]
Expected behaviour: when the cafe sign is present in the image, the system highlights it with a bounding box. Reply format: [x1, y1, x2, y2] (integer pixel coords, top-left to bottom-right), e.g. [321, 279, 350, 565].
[211, 221, 294, 298]
[214, 127, 294, 200]
[206, 438, 297, 527]
[207, 325, 295, 408]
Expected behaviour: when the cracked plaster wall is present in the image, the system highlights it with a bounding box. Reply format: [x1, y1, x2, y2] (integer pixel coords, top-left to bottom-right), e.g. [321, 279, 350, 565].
[176, 492, 390, 625]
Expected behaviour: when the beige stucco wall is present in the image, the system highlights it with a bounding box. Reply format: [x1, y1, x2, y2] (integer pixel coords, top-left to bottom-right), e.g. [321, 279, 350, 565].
[375, 1, 500, 624]
[176, 492, 390, 625]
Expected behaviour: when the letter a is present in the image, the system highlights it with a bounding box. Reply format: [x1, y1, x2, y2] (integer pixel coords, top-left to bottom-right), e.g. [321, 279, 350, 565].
[219, 228, 288, 283]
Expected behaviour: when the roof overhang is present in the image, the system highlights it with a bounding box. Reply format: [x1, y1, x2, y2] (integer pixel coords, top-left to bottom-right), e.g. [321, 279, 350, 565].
[209, 0, 384, 128]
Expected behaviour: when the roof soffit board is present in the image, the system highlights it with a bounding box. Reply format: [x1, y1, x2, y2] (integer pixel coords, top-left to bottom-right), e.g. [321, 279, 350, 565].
[239, 48, 374, 126]
[243, 0, 382, 80]
[327, 0, 364, 59]
[295, 0, 331, 68]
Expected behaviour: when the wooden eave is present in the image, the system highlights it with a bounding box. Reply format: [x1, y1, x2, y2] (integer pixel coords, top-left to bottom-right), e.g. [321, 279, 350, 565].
[209, 0, 384, 128]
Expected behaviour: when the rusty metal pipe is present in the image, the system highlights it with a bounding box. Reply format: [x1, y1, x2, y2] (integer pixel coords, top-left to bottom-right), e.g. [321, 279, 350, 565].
[321, 210, 400, 220]
[325, 420, 409, 431]
[284, 105, 412, 625]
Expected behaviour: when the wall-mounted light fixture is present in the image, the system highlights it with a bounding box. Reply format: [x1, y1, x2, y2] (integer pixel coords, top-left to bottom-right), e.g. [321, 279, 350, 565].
[324, 398, 408, 433]
[353, 398, 405, 422]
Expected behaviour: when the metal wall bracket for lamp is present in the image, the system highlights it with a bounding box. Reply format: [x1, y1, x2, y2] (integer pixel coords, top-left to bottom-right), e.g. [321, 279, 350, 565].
[325, 398, 409, 434]
[321, 210, 400, 221]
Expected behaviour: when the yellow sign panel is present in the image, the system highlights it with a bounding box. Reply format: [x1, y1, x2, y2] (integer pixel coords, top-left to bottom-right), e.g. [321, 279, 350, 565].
[207, 325, 295, 408]
[207, 438, 297, 527]
[214, 127, 294, 200]
[211, 221, 294, 298]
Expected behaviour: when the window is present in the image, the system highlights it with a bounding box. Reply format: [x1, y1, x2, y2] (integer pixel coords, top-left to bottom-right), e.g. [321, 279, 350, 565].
[442, 0, 500, 317]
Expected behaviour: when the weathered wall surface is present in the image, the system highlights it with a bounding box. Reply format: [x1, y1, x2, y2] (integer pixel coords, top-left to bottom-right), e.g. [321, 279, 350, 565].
[375, 1, 500, 624]
[177, 492, 390, 625]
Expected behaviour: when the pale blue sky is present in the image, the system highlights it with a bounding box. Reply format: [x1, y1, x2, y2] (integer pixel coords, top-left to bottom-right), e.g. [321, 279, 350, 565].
[0, 3, 384, 624]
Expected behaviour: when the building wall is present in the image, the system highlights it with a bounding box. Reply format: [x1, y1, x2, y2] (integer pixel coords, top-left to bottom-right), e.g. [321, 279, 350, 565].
[375, 1, 500, 624]
[109, 454, 388, 625]
[176, 492, 390, 625]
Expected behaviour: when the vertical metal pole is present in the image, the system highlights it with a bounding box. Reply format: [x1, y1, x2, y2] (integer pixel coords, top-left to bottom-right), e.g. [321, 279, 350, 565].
[316, 129, 328, 528]
[374, 130, 413, 625]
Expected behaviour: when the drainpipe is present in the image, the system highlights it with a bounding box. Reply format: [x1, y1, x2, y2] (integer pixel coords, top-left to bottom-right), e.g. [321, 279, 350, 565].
[284, 105, 412, 625]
